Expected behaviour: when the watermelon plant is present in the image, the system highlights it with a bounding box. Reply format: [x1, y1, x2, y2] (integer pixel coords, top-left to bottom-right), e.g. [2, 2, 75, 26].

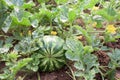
[0, 0, 120, 80]
[64, 37, 100, 80]
[14, 35, 66, 72]
[0, 52, 32, 80]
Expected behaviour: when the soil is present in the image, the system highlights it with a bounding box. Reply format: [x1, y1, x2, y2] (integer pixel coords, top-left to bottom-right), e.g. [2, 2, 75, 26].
[94, 73, 102, 80]
[16, 67, 72, 80]
[74, 18, 85, 27]
[40, 67, 72, 80]
[104, 38, 120, 49]
[116, 69, 120, 79]
[93, 50, 110, 66]
[93, 50, 110, 80]
[0, 62, 5, 74]
[93, 38, 120, 80]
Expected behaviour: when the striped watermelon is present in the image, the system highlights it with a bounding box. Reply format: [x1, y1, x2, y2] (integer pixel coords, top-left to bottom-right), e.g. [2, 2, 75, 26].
[36, 35, 66, 72]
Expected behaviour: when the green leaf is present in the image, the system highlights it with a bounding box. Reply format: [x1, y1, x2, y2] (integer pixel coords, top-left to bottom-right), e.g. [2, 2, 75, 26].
[11, 9, 32, 26]
[5, 0, 24, 7]
[83, 46, 94, 54]
[37, 0, 49, 4]
[59, 5, 69, 23]
[14, 37, 39, 55]
[20, 18, 31, 26]
[65, 38, 83, 52]
[68, 10, 76, 23]
[83, 54, 99, 71]
[0, 73, 9, 80]
[96, 8, 116, 21]
[22, 1, 35, 9]
[84, 0, 99, 9]
[74, 62, 84, 70]
[55, 0, 68, 4]
[107, 69, 116, 80]
[74, 70, 84, 77]
[2, 16, 12, 33]
[0, 48, 9, 54]
[108, 49, 120, 68]
[65, 50, 80, 61]
[10, 58, 32, 75]
[31, 19, 39, 28]
[26, 57, 40, 72]
[107, 6, 116, 16]
[73, 52, 99, 80]
[65, 38, 83, 61]
[0, 0, 11, 32]
[74, 25, 92, 45]
[84, 69, 98, 80]
[7, 52, 19, 61]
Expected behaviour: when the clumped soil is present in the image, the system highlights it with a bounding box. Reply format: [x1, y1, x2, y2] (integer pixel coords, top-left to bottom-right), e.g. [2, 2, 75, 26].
[93, 38, 120, 80]
[93, 50, 110, 80]
[93, 50, 110, 66]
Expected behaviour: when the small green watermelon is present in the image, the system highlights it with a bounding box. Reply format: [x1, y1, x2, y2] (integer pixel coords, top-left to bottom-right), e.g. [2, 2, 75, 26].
[36, 35, 66, 72]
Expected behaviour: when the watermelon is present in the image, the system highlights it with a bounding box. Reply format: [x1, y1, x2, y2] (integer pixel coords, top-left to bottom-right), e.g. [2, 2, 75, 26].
[36, 35, 66, 72]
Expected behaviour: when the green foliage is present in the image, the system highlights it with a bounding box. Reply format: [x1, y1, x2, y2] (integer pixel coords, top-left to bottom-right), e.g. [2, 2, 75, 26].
[14, 37, 39, 55]
[83, 0, 99, 9]
[0, 52, 32, 80]
[55, 0, 68, 4]
[96, 8, 116, 21]
[68, 10, 77, 23]
[0, 0, 35, 33]
[74, 25, 92, 45]
[14, 35, 66, 72]
[104, 33, 116, 42]
[0, 37, 13, 53]
[65, 38, 83, 61]
[26, 53, 40, 72]
[65, 38, 100, 80]
[0, 0, 120, 79]
[103, 49, 120, 80]
[74, 53, 99, 80]
[108, 49, 120, 68]
[37, 0, 49, 4]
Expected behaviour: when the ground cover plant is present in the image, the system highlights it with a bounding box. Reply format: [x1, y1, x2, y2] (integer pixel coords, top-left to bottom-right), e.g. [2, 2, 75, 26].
[0, 0, 120, 80]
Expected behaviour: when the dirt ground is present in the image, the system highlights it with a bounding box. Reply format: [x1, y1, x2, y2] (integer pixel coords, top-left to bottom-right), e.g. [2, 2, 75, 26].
[16, 66, 72, 80]
[105, 38, 120, 49]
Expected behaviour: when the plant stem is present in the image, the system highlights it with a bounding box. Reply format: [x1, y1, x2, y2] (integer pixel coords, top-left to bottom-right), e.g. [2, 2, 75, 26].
[66, 64, 76, 80]
[87, 31, 105, 33]
[37, 72, 41, 80]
